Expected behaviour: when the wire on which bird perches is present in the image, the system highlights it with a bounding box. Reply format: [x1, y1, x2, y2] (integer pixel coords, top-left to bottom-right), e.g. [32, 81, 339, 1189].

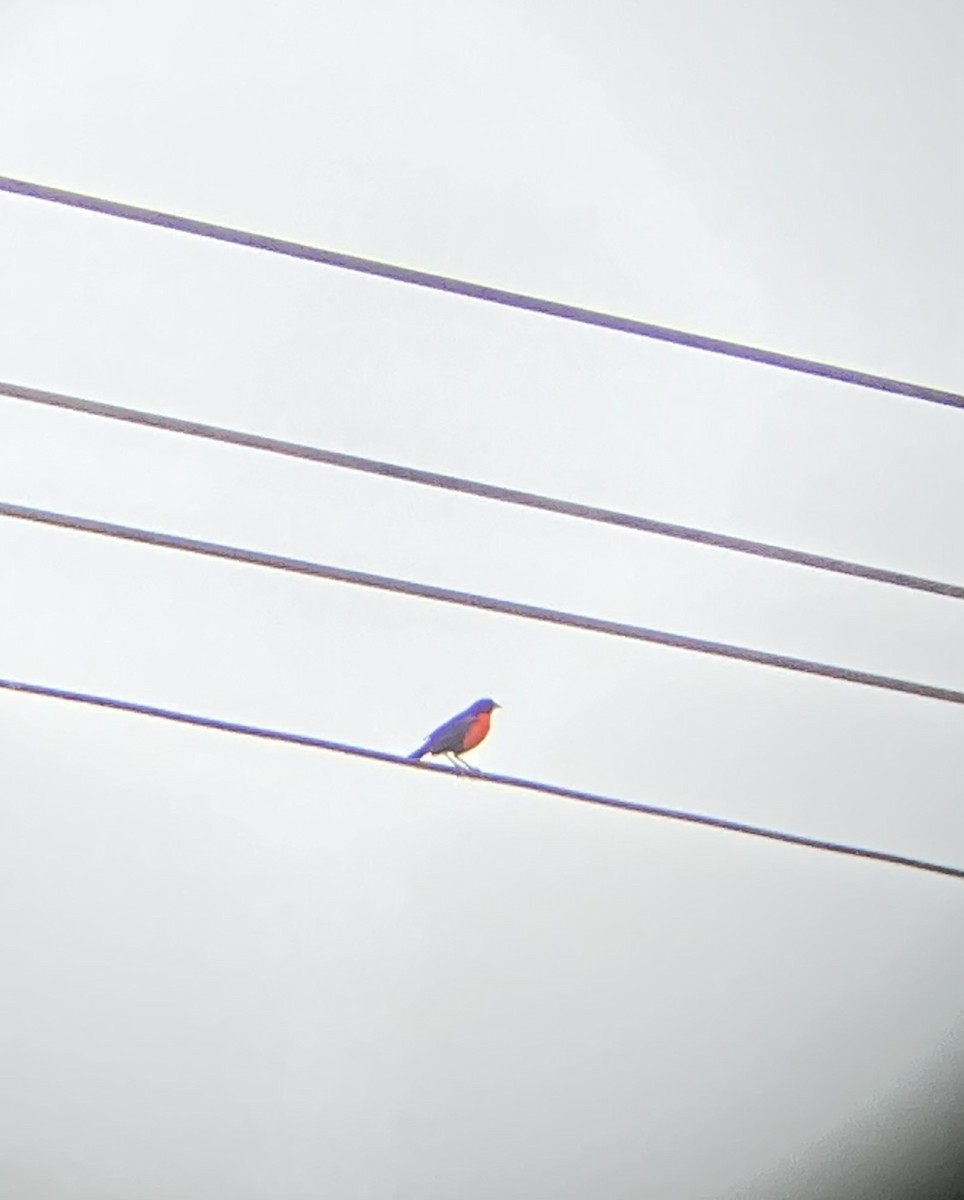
[1, 676, 962, 880]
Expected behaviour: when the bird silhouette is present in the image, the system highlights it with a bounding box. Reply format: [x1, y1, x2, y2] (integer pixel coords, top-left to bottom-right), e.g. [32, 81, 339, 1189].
[408, 698, 500, 771]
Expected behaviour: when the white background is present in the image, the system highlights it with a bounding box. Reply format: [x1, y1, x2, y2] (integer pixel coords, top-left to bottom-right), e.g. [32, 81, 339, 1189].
[1, 2, 962, 1197]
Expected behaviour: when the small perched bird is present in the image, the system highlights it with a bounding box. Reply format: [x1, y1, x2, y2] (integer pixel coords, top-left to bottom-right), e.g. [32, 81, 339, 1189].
[408, 698, 500, 771]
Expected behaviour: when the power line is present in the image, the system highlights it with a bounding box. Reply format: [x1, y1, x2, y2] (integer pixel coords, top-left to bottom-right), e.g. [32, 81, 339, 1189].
[1, 174, 960, 411]
[4, 499, 963, 707]
[2, 675, 961, 880]
[4, 379, 962, 602]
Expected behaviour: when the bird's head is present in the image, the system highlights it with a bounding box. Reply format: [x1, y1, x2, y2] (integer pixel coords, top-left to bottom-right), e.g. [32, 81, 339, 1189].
[472, 698, 500, 714]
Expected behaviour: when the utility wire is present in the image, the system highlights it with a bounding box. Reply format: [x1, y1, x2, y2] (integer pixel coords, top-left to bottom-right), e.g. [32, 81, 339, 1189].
[1, 174, 960, 411]
[4, 380, 962, 602]
[4, 500, 963, 707]
[2, 675, 961, 881]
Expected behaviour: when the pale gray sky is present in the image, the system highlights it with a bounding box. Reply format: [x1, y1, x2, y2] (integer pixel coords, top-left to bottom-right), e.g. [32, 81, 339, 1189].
[1, 2, 963, 1198]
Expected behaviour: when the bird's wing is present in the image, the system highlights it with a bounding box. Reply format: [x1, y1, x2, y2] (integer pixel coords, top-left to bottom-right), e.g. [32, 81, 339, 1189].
[422, 710, 477, 754]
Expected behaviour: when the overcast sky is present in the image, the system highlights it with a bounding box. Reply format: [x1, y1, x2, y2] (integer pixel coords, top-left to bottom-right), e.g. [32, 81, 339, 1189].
[1, 2, 963, 1198]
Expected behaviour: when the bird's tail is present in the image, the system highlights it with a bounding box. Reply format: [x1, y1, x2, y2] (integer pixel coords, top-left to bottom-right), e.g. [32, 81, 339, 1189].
[408, 742, 430, 761]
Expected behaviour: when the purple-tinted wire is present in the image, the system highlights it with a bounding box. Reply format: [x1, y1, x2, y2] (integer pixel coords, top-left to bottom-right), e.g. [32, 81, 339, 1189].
[2, 676, 962, 880]
[0, 175, 960, 409]
[2, 381, 962, 599]
[3, 500, 964, 707]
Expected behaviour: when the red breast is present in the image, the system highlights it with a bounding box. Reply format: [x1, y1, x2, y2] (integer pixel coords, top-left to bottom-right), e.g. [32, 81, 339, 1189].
[461, 710, 492, 751]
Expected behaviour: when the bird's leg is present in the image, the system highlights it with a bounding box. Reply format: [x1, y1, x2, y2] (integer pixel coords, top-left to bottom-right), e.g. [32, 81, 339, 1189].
[454, 755, 481, 775]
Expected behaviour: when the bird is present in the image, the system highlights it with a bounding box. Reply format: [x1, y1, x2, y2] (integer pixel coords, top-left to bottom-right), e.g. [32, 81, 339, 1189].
[408, 698, 500, 771]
